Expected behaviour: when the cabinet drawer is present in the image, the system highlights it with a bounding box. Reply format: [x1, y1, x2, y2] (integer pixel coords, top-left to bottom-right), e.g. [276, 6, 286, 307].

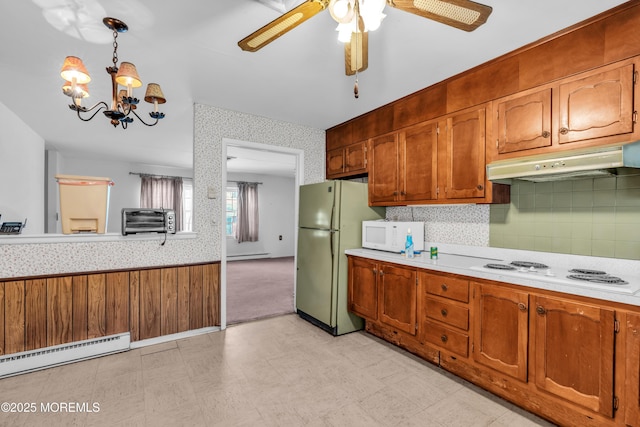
[424, 275, 469, 303]
[423, 320, 468, 358]
[424, 297, 469, 331]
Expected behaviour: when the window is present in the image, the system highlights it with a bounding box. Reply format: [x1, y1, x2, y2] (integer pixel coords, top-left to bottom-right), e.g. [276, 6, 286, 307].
[226, 186, 238, 237]
[182, 179, 193, 232]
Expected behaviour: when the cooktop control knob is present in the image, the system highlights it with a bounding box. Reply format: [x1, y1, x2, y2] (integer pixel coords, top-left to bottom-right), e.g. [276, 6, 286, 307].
[545, 269, 555, 277]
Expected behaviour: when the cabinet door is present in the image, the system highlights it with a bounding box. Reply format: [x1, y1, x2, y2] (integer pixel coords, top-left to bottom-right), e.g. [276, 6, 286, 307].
[345, 141, 367, 174]
[347, 257, 379, 320]
[558, 63, 635, 145]
[533, 295, 615, 417]
[472, 283, 529, 382]
[369, 133, 400, 205]
[441, 108, 486, 200]
[402, 121, 438, 202]
[326, 147, 345, 178]
[379, 263, 417, 335]
[496, 88, 552, 154]
[626, 312, 640, 426]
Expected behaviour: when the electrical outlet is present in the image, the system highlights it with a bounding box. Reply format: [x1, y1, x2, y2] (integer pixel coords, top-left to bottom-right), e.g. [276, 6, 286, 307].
[279, 235, 282, 240]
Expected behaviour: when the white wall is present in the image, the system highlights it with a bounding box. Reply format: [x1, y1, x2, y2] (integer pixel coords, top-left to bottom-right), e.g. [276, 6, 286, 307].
[0, 101, 45, 234]
[226, 172, 296, 259]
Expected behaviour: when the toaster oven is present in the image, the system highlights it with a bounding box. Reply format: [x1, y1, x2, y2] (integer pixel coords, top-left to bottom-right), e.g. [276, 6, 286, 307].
[122, 208, 176, 235]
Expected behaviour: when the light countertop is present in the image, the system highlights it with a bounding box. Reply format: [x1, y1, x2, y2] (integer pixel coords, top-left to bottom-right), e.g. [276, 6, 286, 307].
[346, 243, 640, 308]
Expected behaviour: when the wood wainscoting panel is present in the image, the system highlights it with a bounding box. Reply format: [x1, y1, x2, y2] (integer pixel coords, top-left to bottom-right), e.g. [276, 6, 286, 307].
[189, 265, 204, 330]
[140, 269, 162, 340]
[177, 267, 190, 333]
[129, 271, 140, 341]
[72, 275, 88, 342]
[87, 274, 106, 339]
[25, 279, 46, 351]
[106, 272, 129, 336]
[4, 281, 25, 355]
[46, 277, 72, 347]
[0, 283, 4, 354]
[161, 268, 178, 336]
[0, 262, 220, 354]
[203, 263, 220, 327]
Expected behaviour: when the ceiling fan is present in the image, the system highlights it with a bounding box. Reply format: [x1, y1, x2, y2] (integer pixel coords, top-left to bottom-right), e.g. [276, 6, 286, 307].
[238, 0, 492, 77]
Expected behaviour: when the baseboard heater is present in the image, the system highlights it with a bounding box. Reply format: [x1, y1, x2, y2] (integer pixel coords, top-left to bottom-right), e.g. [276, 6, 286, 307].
[0, 333, 130, 378]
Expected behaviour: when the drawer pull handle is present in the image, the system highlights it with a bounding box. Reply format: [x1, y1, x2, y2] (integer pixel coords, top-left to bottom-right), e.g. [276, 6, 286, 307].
[518, 303, 527, 312]
[441, 334, 448, 343]
[441, 284, 448, 292]
[441, 309, 448, 317]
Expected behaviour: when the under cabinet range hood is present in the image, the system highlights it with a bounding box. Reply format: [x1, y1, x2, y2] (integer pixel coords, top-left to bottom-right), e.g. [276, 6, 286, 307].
[487, 142, 640, 182]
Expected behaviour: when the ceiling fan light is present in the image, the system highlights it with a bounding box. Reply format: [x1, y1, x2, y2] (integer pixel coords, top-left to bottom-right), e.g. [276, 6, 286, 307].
[60, 56, 91, 84]
[329, 0, 354, 23]
[360, 0, 386, 16]
[336, 22, 354, 42]
[363, 12, 385, 31]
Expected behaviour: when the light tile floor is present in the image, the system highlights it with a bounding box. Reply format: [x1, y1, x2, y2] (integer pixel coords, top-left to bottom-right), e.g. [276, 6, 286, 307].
[0, 314, 555, 426]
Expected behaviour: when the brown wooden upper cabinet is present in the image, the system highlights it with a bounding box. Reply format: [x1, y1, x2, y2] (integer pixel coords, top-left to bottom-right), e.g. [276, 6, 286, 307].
[368, 121, 438, 205]
[492, 58, 639, 160]
[326, 140, 368, 179]
[369, 105, 506, 206]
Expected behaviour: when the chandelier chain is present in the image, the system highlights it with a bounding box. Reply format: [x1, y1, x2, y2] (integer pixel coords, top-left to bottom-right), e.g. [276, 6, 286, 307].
[112, 29, 119, 67]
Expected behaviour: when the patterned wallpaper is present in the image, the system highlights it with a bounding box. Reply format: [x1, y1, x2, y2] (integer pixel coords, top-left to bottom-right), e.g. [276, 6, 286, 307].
[386, 205, 490, 247]
[0, 104, 326, 278]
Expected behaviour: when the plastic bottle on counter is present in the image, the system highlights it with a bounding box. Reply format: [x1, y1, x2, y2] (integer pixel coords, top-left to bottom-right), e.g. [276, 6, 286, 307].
[405, 228, 415, 259]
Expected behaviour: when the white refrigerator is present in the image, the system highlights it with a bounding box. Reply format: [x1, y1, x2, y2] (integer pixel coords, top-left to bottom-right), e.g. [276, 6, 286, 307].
[296, 181, 385, 335]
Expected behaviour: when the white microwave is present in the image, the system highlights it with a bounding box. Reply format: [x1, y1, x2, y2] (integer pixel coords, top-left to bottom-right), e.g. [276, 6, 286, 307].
[362, 220, 425, 253]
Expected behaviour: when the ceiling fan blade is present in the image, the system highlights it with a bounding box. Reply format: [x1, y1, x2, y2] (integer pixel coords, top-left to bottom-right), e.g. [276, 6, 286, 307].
[387, 0, 492, 32]
[238, 0, 329, 52]
[345, 31, 368, 76]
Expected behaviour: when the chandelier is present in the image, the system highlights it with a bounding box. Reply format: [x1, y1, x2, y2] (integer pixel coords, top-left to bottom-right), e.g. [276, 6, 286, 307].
[60, 17, 166, 128]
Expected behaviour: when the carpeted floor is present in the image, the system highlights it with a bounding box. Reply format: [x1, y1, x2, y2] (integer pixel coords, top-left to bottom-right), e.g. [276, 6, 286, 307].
[226, 257, 295, 324]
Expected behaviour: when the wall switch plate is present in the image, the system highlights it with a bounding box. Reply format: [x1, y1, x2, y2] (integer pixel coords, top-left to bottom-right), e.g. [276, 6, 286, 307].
[207, 187, 216, 199]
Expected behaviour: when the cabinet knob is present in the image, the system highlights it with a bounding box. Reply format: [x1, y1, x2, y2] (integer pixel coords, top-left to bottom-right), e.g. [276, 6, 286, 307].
[559, 127, 569, 135]
[536, 306, 546, 315]
[541, 131, 550, 138]
[518, 302, 527, 312]
[441, 283, 448, 292]
[441, 334, 448, 343]
[441, 309, 448, 317]
[476, 184, 484, 191]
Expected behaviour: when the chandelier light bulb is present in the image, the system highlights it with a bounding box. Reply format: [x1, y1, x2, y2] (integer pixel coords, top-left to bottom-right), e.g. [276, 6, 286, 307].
[333, 0, 349, 19]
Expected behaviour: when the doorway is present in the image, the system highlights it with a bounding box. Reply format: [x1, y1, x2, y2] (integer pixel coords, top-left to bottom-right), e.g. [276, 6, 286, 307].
[221, 138, 304, 328]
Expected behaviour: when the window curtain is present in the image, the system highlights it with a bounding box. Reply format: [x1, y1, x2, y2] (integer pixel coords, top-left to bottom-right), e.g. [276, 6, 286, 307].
[140, 176, 183, 231]
[236, 182, 259, 243]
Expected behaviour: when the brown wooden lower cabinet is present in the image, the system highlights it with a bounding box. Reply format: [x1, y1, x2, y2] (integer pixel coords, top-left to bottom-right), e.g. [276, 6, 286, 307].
[0, 262, 220, 355]
[346, 255, 636, 427]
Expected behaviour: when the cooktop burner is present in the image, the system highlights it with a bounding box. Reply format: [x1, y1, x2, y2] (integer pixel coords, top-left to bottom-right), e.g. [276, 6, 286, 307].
[567, 274, 629, 285]
[569, 268, 606, 275]
[484, 263, 517, 270]
[511, 261, 549, 269]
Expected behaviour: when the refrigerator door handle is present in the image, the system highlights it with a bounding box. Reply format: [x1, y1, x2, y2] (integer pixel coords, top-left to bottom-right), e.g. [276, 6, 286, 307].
[330, 230, 335, 257]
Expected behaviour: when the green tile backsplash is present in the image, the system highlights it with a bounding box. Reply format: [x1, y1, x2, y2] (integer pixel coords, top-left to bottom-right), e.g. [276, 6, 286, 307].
[489, 173, 640, 260]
